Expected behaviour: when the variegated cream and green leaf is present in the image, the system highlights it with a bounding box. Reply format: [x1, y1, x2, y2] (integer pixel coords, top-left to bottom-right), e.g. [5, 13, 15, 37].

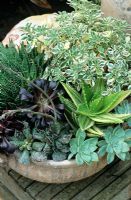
[61, 79, 131, 136]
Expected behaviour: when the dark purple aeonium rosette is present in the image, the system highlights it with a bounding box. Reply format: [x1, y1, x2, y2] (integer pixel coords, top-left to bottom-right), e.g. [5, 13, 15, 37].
[19, 79, 65, 129]
[0, 117, 23, 154]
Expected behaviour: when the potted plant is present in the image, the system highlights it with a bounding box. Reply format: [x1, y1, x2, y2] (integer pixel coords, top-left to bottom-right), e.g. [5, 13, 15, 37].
[0, 0, 131, 183]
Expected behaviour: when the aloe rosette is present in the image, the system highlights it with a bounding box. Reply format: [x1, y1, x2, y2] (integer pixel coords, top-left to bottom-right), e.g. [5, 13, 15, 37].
[60, 79, 131, 136]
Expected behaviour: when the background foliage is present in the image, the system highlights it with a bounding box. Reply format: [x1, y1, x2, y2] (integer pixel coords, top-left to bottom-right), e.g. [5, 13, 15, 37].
[0, 44, 49, 109]
[24, 0, 131, 92]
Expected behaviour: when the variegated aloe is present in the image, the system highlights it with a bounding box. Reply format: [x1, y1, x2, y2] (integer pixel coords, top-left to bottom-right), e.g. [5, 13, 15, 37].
[60, 79, 131, 136]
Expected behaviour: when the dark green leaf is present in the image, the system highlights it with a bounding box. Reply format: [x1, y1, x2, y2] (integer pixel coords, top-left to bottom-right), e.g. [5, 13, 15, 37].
[52, 151, 67, 161]
[32, 142, 45, 152]
[31, 151, 47, 162]
[77, 103, 91, 116]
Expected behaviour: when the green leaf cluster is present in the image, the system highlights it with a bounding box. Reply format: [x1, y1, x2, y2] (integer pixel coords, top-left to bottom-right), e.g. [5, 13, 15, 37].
[61, 79, 131, 136]
[0, 43, 48, 109]
[11, 122, 73, 164]
[98, 126, 131, 164]
[11, 122, 33, 164]
[69, 129, 98, 165]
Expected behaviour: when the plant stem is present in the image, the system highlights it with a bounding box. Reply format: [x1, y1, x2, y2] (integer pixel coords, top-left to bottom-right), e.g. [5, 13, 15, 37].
[0, 106, 55, 121]
[0, 63, 57, 120]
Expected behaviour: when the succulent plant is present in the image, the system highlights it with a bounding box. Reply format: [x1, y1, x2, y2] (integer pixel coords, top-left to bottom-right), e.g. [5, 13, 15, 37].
[0, 117, 23, 154]
[19, 79, 65, 128]
[11, 121, 72, 164]
[98, 125, 131, 164]
[32, 122, 73, 161]
[61, 79, 131, 136]
[115, 100, 131, 127]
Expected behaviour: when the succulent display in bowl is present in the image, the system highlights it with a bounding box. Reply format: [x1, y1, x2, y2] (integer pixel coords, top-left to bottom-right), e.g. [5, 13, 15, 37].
[0, 0, 130, 183]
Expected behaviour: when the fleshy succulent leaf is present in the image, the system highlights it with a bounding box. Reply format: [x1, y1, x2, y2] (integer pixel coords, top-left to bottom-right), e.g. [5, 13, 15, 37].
[90, 113, 124, 124]
[92, 78, 105, 99]
[89, 97, 104, 114]
[61, 83, 82, 106]
[98, 126, 131, 164]
[77, 103, 91, 116]
[59, 96, 76, 112]
[19, 150, 30, 165]
[69, 129, 99, 165]
[78, 115, 94, 130]
[81, 81, 92, 104]
[107, 152, 115, 164]
[99, 90, 131, 114]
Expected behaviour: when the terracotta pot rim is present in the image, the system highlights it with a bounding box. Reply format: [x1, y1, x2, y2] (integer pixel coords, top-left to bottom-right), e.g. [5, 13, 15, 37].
[9, 151, 79, 168]
[0, 153, 107, 183]
[31, 159, 79, 168]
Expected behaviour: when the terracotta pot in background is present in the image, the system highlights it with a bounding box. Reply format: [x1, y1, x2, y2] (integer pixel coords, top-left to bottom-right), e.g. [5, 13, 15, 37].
[101, 0, 131, 24]
[2, 14, 57, 47]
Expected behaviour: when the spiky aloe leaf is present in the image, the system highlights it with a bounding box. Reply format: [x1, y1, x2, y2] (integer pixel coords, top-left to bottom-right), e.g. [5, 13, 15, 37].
[78, 115, 94, 130]
[77, 103, 91, 116]
[112, 114, 131, 120]
[99, 90, 131, 114]
[92, 79, 105, 99]
[89, 97, 104, 114]
[61, 83, 82, 106]
[90, 113, 124, 124]
[87, 126, 104, 136]
[81, 81, 92, 104]
[59, 96, 76, 112]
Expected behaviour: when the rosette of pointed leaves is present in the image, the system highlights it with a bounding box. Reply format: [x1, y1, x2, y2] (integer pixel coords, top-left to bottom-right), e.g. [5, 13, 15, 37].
[0, 117, 23, 154]
[68, 129, 98, 165]
[115, 100, 131, 127]
[98, 126, 131, 164]
[19, 79, 64, 128]
[11, 122, 72, 164]
[61, 79, 131, 136]
[32, 122, 72, 161]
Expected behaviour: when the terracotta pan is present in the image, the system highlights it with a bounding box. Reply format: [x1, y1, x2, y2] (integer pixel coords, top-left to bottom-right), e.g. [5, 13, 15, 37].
[0, 153, 107, 183]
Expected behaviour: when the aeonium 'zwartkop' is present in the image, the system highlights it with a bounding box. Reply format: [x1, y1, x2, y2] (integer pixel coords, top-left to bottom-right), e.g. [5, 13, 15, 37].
[0, 117, 23, 154]
[60, 79, 131, 136]
[19, 79, 65, 128]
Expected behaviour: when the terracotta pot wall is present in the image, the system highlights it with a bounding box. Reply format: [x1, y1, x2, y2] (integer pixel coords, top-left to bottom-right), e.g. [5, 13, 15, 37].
[101, 0, 131, 24]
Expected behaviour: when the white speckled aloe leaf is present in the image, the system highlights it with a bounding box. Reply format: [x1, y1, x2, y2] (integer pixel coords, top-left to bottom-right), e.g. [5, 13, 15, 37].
[81, 81, 93, 104]
[61, 83, 82, 106]
[98, 90, 131, 114]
